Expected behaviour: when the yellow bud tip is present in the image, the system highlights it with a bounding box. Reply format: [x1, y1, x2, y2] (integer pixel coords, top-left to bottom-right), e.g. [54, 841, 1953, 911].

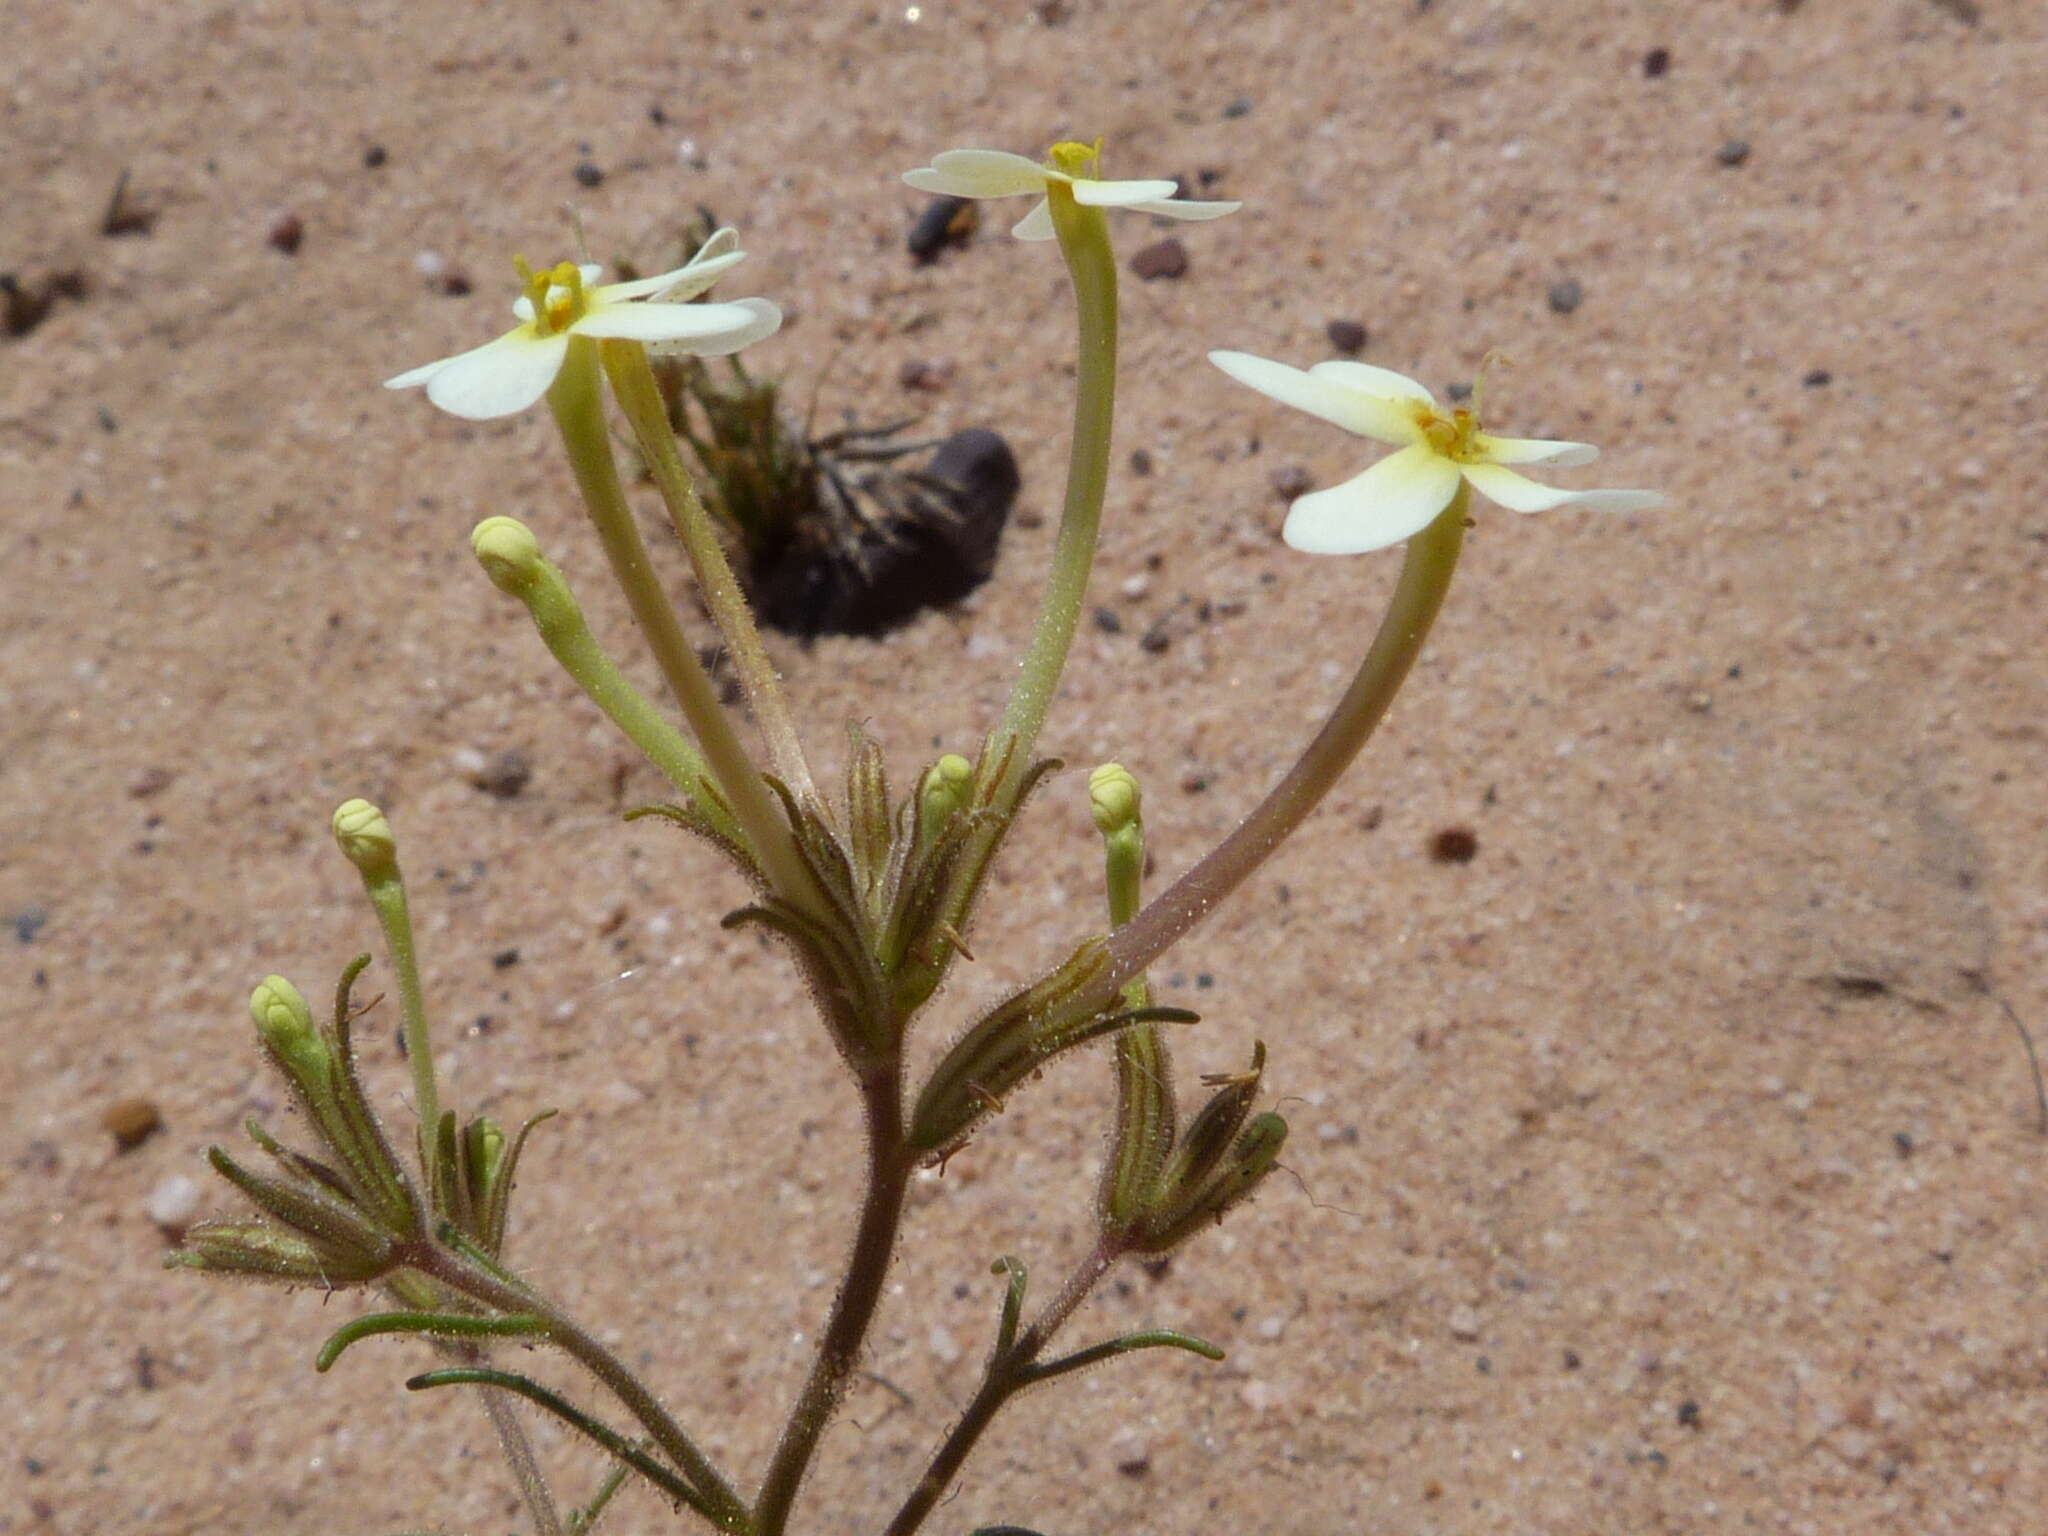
[1047, 138, 1103, 178]
[1088, 762, 1141, 837]
[471, 516, 545, 595]
[933, 753, 973, 790]
[332, 798, 398, 876]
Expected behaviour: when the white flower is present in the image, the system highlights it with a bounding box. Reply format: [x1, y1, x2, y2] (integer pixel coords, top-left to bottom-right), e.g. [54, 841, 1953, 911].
[902, 141, 1239, 242]
[385, 229, 780, 420]
[1209, 351, 1664, 554]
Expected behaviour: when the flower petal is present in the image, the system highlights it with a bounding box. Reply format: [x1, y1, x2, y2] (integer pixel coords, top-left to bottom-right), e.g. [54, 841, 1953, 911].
[1306, 360, 1434, 405]
[1460, 462, 1663, 515]
[1011, 198, 1057, 241]
[904, 150, 1050, 199]
[1069, 177, 1182, 207]
[644, 297, 783, 358]
[1282, 443, 1464, 555]
[384, 354, 455, 391]
[576, 296, 779, 347]
[1126, 196, 1240, 223]
[1209, 350, 1422, 445]
[1472, 433, 1598, 468]
[604, 249, 747, 305]
[417, 329, 569, 420]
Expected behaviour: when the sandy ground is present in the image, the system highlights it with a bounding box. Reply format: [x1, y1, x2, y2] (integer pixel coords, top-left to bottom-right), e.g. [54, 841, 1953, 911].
[5, 0, 2047, 1532]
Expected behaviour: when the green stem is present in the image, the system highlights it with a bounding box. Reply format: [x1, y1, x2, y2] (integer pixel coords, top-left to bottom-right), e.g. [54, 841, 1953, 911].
[358, 872, 438, 1181]
[882, 1239, 1121, 1536]
[992, 182, 1118, 780]
[545, 337, 815, 908]
[420, 1241, 750, 1531]
[478, 523, 738, 839]
[601, 340, 818, 807]
[464, 1344, 564, 1536]
[753, 1070, 912, 1535]
[1099, 487, 1469, 995]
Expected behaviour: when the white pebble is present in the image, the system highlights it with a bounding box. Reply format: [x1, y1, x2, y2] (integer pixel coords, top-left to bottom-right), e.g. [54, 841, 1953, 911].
[145, 1174, 202, 1231]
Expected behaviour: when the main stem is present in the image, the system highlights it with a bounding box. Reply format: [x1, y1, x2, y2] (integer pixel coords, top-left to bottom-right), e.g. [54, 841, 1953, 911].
[1100, 488, 1469, 996]
[990, 184, 1118, 782]
[545, 339, 817, 909]
[601, 340, 819, 806]
[753, 1069, 913, 1535]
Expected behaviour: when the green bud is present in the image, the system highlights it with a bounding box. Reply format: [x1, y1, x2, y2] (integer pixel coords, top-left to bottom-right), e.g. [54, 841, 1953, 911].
[471, 515, 546, 596]
[1141, 1109, 1289, 1254]
[167, 1219, 390, 1287]
[1087, 762, 1141, 838]
[250, 975, 330, 1093]
[918, 753, 975, 846]
[332, 798, 398, 880]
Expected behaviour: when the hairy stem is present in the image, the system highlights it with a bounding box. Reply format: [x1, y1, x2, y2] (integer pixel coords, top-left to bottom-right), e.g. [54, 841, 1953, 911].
[882, 1239, 1122, 1536]
[419, 1243, 749, 1531]
[753, 1069, 912, 1535]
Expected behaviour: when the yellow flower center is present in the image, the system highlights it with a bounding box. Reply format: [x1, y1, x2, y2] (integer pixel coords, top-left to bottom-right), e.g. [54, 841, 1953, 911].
[1047, 137, 1104, 179]
[1413, 401, 1483, 462]
[514, 258, 591, 337]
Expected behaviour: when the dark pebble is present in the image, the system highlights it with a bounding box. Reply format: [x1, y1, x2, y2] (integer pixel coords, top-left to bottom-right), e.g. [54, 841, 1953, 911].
[1547, 279, 1584, 315]
[474, 750, 532, 799]
[573, 161, 605, 188]
[1129, 238, 1188, 281]
[1325, 318, 1368, 354]
[104, 1097, 164, 1152]
[907, 196, 977, 263]
[1430, 826, 1479, 863]
[1128, 448, 1153, 477]
[1270, 464, 1315, 500]
[492, 947, 521, 970]
[1716, 139, 1751, 167]
[438, 268, 473, 297]
[1445, 380, 1473, 403]
[14, 905, 48, 943]
[1643, 46, 1671, 78]
[1222, 95, 1252, 119]
[1140, 617, 1173, 653]
[1092, 606, 1123, 634]
[128, 765, 175, 798]
[1894, 1130, 1916, 1157]
[897, 357, 954, 391]
[1677, 1399, 1702, 1428]
[266, 212, 304, 255]
[1803, 368, 1832, 387]
[364, 144, 388, 168]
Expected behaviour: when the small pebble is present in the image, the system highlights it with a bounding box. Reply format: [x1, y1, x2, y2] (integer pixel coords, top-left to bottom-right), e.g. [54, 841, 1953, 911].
[1270, 464, 1314, 500]
[1120, 573, 1152, 600]
[1716, 138, 1751, 167]
[1803, 368, 1832, 388]
[127, 765, 175, 799]
[1547, 279, 1584, 315]
[897, 357, 954, 392]
[104, 1097, 164, 1151]
[1430, 826, 1479, 863]
[1092, 606, 1123, 634]
[1448, 1304, 1481, 1340]
[1130, 238, 1188, 281]
[1677, 1399, 1702, 1428]
[14, 905, 48, 943]
[573, 161, 605, 188]
[1324, 318, 1367, 354]
[1222, 95, 1253, 119]
[144, 1173, 202, 1234]
[265, 212, 304, 256]
[1140, 616, 1173, 654]
[460, 748, 532, 799]
[1128, 447, 1154, 477]
[492, 947, 521, 970]
[1643, 46, 1671, 78]
[927, 1324, 961, 1364]
[1112, 1431, 1151, 1476]
[363, 144, 388, 168]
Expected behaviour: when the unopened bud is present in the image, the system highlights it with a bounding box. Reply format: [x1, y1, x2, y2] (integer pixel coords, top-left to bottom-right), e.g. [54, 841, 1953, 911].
[1088, 762, 1141, 838]
[249, 975, 329, 1090]
[471, 516, 546, 596]
[332, 798, 398, 879]
[918, 753, 975, 845]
